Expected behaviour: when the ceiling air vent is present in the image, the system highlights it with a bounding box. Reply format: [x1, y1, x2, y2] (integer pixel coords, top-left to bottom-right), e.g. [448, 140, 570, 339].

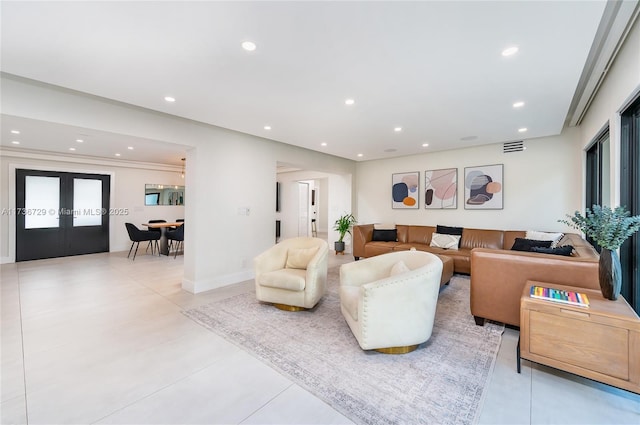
[503, 141, 524, 153]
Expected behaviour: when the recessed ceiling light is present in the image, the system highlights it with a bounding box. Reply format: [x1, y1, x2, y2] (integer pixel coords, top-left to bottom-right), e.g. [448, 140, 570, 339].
[394, 127, 402, 132]
[357, 153, 363, 157]
[164, 96, 176, 102]
[11, 130, 20, 134]
[76, 139, 84, 143]
[502, 46, 519, 56]
[518, 127, 528, 133]
[321, 142, 327, 146]
[242, 41, 256, 51]
[11, 141, 20, 145]
[69, 147, 76, 151]
[127, 146, 134, 150]
[345, 98, 355, 106]
[422, 143, 429, 147]
[264, 125, 271, 130]
[115, 153, 121, 157]
[513, 101, 525, 108]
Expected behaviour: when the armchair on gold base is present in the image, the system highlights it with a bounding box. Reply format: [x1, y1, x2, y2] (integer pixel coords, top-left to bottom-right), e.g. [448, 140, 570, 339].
[254, 237, 329, 311]
[339, 250, 443, 353]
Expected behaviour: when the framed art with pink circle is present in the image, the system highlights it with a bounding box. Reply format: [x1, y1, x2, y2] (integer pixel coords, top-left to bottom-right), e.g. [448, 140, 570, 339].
[425, 168, 458, 209]
[463, 164, 503, 210]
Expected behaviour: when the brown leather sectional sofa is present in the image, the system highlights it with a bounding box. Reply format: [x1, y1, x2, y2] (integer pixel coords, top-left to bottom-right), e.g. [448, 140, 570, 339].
[352, 224, 600, 327]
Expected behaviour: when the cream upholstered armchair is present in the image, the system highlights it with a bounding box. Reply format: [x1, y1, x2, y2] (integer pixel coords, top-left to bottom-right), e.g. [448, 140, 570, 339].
[339, 250, 443, 353]
[254, 237, 329, 311]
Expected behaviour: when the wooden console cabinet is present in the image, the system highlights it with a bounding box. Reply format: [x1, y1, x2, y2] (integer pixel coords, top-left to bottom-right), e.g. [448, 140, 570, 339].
[519, 281, 640, 394]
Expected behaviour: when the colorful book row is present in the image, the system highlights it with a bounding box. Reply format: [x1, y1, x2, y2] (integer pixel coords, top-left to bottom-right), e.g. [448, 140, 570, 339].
[530, 285, 590, 307]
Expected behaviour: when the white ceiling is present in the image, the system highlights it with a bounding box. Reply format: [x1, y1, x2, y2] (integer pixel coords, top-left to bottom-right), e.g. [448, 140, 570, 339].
[0, 1, 608, 165]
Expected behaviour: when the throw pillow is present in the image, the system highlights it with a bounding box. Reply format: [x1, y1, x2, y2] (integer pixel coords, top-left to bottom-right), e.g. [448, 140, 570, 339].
[372, 229, 398, 242]
[390, 260, 410, 277]
[436, 225, 463, 236]
[525, 230, 564, 248]
[511, 238, 553, 252]
[436, 225, 463, 247]
[286, 247, 318, 269]
[429, 233, 461, 250]
[531, 245, 574, 256]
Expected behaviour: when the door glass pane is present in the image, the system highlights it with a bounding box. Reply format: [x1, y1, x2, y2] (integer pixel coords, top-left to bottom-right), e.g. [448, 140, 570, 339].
[25, 176, 60, 229]
[73, 179, 102, 226]
[601, 135, 611, 205]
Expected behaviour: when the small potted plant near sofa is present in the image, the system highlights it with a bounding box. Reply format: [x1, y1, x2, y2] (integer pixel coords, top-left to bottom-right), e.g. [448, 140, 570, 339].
[560, 205, 640, 300]
[334, 213, 357, 254]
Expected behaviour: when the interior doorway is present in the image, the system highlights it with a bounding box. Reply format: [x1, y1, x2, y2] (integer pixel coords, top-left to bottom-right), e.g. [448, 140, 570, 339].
[298, 182, 310, 236]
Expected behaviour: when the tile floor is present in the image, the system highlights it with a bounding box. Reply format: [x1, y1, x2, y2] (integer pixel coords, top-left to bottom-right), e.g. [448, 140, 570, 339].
[1, 251, 639, 424]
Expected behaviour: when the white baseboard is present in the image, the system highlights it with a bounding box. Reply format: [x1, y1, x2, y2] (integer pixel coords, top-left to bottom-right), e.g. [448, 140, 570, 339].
[1, 256, 14, 264]
[182, 269, 254, 294]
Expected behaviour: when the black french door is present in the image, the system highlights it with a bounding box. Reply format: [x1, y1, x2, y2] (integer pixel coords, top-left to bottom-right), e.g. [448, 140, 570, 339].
[16, 169, 110, 261]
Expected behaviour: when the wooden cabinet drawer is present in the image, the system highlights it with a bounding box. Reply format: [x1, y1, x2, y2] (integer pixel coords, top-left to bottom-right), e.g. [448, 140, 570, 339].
[529, 310, 629, 379]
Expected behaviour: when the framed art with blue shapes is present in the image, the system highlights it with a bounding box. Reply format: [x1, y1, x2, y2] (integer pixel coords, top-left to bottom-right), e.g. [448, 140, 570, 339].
[392, 172, 419, 209]
[464, 164, 503, 209]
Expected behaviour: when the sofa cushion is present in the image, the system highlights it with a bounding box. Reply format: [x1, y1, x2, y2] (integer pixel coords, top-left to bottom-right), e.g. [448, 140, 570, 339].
[511, 238, 553, 252]
[259, 269, 306, 291]
[461, 229, 504, 250]
[286, 247, 318, 269]
[407, 225, 436, 245]
[430, 233, 461, 250]
[372, 229, 398, 242]
[531, 245, 574, 256]
[364, 242, 401, 258]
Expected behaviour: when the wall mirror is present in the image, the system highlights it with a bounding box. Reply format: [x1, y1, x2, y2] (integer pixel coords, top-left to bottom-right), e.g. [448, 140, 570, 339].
[145, 184, 185, 206]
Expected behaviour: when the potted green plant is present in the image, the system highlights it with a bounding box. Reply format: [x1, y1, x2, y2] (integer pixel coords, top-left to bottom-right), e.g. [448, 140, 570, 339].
[559, 205, 640, 300]
[333, 213, 357, 254]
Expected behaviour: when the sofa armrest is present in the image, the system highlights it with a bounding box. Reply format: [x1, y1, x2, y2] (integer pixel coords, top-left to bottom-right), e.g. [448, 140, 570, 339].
[353, 224, 374, 259]
[470, 248, 599, 327]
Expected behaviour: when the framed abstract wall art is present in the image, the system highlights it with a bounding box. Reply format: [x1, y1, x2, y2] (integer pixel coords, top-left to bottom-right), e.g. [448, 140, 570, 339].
[392, 172, 419, 209]
[464, 164, 503, 209]
[424, 168, 457, 209]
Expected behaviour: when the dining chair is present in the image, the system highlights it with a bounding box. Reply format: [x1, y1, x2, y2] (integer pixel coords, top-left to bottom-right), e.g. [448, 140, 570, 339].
[125, 223, 161, 260]
[147, 219, 166, 252]
[166, 223, 184, 259]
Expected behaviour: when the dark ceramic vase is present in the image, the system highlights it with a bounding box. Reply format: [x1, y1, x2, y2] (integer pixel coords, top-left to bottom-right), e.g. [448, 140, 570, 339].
[599, 248, 622, 300]
[334, 241, 345, 253]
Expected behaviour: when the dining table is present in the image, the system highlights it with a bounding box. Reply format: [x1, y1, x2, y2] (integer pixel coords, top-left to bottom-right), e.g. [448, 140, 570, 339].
[142, 222, 183, 256]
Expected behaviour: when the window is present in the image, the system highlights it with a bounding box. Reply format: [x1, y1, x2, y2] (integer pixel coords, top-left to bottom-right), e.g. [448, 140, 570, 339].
[620, 95, 640, 314]
[585, 127, 610, 250]
[585, 127, 610, 211]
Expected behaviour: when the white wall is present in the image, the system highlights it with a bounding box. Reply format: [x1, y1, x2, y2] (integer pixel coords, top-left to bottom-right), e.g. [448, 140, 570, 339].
[355, 128, 583, 232]
[1, 74, 356, 292]
[578, 16, 640, 208]
[0, 149, 185, 263]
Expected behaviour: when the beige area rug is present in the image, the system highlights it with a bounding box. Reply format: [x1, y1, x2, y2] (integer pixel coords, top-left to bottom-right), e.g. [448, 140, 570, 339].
[183, 269, 504, 425]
